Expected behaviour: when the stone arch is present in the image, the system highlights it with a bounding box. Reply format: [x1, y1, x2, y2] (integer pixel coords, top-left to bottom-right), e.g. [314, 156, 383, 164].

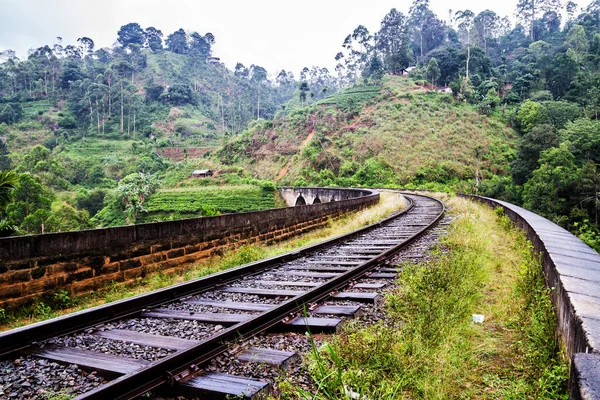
[295, 195, 307, 206]
[313, 196, 321, 204]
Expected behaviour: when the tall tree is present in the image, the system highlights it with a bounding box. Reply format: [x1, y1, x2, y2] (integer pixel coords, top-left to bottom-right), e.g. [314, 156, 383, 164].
[426, 57, 441, 87]
[117, 23, 145, 48]
[250, 65, 267, 119]
[376, 8, 412, 74]
[474, 10, 500, 54]
[516, 0, 562, 40]
[145, 27, 163, 51]
[339, 25, 372, 82]
[455, 10, 475, 80]
[409, 0, 432, 62]
[165, 29, 188, 54]
[77, 37, 95, 57]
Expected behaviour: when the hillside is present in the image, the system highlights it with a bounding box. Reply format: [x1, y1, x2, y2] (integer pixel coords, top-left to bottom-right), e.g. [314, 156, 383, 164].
[216, 75, 517, 191]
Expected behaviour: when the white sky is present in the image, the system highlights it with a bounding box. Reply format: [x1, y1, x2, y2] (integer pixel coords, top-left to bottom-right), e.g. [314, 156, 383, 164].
[0, 0, 589, 77]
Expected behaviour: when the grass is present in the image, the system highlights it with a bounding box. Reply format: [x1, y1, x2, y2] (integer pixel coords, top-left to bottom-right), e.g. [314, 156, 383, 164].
[316, 86, 381, 108]
[276, 196, 568, 399]
[144, 184, 276, 217]
[20, 100, 52, 118]
[57, 138, 140, 164]
[0, 192, 407, 331]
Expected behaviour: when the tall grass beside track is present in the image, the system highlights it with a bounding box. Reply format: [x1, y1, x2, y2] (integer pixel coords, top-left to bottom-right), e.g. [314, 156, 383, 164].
[281, 196, 568, 399]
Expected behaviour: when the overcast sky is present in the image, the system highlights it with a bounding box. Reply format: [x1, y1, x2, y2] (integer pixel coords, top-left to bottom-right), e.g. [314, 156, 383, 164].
[0, 0, 589, 77]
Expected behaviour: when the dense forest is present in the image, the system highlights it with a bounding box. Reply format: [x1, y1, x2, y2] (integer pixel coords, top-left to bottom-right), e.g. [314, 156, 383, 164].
[1, 0, 600, 252]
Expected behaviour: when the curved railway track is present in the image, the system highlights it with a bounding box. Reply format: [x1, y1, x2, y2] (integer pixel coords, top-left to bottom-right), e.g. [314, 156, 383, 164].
[0, 192, 444, 400]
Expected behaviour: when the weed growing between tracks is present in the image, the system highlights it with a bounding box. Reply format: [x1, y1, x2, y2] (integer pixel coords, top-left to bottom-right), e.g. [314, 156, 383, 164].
[1, 192, 407, 331]
[278, 197, 568, 399]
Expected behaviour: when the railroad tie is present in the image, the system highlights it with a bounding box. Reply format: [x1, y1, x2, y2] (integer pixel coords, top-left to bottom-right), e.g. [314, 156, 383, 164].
[352, 282, 387, 289]
[268, 270, 340, 279]
[313, 304, 363, 316]
[254, 280, 319, 287]
[236, 347, 299, 368]
[368, 272, 398, 279]
[34, 347, 149, 377]
[184, 299, 274, 312]
[220, 287, 305, 297]
[141, 309, 252, 324]
[95, 329, 200, 351]
[177, 372, 270, 399]
[278, 317, 342, 334]
[281, 265, 351, 272]
[331, 291, 381, 304]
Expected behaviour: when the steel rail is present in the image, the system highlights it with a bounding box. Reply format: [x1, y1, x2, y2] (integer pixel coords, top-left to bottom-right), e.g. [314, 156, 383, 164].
[0, 192, 381, 357]
[73, 192, 445, 400]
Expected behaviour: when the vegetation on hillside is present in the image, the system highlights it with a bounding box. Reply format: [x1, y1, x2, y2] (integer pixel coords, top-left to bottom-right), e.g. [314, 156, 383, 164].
[215, 76, 516, 192]
[143, 184, 277, 221]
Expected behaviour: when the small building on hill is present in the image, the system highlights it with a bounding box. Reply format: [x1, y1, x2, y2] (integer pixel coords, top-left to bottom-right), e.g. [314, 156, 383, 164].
[191, 169, 214, 178]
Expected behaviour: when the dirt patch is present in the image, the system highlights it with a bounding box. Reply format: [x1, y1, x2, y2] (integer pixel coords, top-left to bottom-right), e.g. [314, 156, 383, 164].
[276, 130, 315, 180]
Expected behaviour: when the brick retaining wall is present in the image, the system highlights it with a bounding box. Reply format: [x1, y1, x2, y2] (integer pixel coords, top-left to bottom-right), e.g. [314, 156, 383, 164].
[0, 188, 379, 310]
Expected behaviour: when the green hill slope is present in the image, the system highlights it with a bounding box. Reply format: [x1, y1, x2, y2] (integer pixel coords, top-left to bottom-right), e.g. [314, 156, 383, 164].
[215, 76, 517, 191]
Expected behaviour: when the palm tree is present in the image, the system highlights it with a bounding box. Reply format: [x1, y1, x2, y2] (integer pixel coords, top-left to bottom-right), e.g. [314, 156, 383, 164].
[0, 170, 17, 208]
[0, 170, 18, 237]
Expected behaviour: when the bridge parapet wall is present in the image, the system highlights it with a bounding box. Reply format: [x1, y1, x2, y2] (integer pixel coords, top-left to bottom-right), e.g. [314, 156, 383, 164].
[0, 188, 379, 311]
[468, 195, 600, 400]
[279, 187, 373, 207]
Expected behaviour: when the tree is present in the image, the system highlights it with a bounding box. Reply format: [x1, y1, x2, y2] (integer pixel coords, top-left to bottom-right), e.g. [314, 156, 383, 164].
[516, 0, 563, 40]
[474, 10, 500, 54]
[0, 170, 17, 236]
[250, 65, 267, 119]
[516, 100, 548, 132]
[116, 173, 158, 223]
[0, 139, 11, 171]
[426, 57, 441, 87]
[455, 10, 475, 80]
[409, 0, 432, 62]
[299, 81, 310, 107]
[339, 25, 372, 82]
[523, 143, 579, 221]
[166, 28, 188, 54]
[560, 118, 600, 163]
[77, 37, 95, 57]
[5, 173, 54, 233]
[117, 23, 145, 48]
[376, 8, 412, 74]
[0, 104, 23, 125]
[145, 27, 163, 51]
[166, 84, 195, 105]
[425, 46, 461, 85]
[578, 161, 600, 226]
[45, 202, 92, 233]
[565, 25, 589, 64]
[0, 170, 17, 210]
[189, 32, 211, 59]
[363, 54, 385, 81]
[511, 123, 559, 184]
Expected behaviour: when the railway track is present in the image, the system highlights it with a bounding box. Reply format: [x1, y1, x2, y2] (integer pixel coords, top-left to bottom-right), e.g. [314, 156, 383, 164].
[0, 192, 444, 400]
